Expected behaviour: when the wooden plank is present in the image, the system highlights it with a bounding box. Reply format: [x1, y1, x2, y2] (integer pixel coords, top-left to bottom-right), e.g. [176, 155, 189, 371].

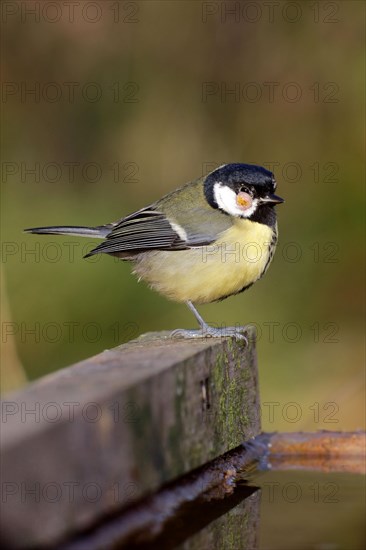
[0, 329, 259, 548]
[264, 431, 366, 474]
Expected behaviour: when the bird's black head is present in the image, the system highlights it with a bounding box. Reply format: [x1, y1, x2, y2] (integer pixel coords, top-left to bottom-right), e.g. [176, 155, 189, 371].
[204, 163, 284, 226]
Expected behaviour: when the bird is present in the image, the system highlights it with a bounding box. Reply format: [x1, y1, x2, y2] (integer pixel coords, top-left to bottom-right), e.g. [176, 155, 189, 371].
[25, 163, 284, 341]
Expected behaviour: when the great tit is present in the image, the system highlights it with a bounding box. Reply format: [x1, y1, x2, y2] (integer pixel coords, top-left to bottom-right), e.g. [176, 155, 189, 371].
[25, 163, 284, 340]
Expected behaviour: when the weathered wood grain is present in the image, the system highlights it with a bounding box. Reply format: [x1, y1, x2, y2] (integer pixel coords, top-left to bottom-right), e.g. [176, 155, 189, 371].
[265, 430, 366, 474]
[0, 329, 259, 548]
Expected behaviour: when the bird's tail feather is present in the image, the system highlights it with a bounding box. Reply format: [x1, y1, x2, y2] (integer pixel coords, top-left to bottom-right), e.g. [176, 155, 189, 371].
[24, 225, 111, 239]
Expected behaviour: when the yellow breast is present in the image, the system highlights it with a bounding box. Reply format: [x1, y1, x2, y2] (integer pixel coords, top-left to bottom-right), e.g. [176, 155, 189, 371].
[133, 219, 276, 304]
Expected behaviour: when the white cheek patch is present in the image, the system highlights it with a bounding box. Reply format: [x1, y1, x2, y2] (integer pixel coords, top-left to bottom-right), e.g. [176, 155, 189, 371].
[213, 183, 258, 218]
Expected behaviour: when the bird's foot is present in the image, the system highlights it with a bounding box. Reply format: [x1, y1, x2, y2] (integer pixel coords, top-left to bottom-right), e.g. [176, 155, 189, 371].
[171, 325, 248, 344]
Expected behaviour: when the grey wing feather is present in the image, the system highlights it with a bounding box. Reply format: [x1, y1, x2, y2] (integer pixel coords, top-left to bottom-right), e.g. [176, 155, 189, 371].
[84, 208, 191, 257]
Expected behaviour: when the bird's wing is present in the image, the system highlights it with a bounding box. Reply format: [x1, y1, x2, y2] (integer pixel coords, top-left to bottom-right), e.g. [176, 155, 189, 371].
[85, 179, 233, 258]
[84, 206, 216, 257]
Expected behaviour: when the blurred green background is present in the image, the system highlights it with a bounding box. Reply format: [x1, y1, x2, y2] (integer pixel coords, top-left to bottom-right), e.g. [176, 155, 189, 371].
[1, 1, 364, 432]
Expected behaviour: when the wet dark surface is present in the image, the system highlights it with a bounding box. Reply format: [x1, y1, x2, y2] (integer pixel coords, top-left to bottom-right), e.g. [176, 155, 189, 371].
[141, 471, 366, 550]
[62, 470, 365, 550]
[124, 484, 259, 549]
[58, 436, 365, 550]
[177, 471, 366, 550]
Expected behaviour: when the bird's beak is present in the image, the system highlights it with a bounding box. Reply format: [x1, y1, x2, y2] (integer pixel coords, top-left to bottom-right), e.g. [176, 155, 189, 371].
[261, 193, 284, 204]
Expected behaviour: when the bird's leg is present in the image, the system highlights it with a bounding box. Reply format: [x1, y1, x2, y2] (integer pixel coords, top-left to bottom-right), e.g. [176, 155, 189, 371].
[171, 301, 248, 343]
[186, 300, 210, 330]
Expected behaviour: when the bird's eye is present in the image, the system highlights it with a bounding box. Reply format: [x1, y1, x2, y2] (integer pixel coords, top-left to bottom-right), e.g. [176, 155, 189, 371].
[239, 186, 250, 195]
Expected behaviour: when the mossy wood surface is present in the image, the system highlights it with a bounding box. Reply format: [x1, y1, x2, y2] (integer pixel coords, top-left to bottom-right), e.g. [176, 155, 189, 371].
[1, 329, 259, 547]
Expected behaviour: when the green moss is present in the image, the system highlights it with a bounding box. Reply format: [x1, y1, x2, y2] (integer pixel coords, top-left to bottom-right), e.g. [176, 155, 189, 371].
[211, 339, 253, 452]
